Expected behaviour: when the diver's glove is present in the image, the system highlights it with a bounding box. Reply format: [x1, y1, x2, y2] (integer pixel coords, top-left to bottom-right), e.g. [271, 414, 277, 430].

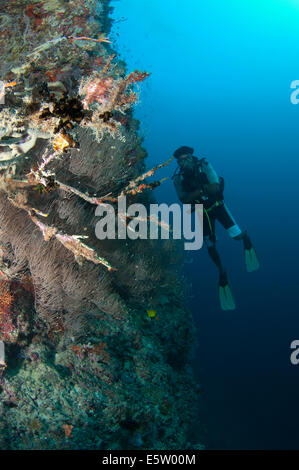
[218, 270, 236, 311]
[243, 234, 260, 272]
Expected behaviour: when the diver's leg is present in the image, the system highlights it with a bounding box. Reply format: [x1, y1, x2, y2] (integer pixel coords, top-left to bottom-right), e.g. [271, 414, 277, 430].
[203, 213, 236, 310]
[203, 210, 222, 269]
[204, 238, 235, 310]
[203, 208, 224, 272]
[217, 203, 260, 272]
[206, 241, 229, 289]
[232, 231, 246, 241]
[204, 235, 222, 269]
[238, 232, 260, 272]
[216, 202, 243, 239]
[203, 236, 224, 278]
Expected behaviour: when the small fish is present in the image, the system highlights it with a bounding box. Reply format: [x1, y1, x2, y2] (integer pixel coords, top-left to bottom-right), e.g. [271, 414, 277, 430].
[4, 81, 17, 88]
[147, 309, 157, 318]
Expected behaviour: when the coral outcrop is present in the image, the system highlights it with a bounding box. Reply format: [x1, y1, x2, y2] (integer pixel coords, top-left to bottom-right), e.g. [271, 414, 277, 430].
[0, 0, 202, 450]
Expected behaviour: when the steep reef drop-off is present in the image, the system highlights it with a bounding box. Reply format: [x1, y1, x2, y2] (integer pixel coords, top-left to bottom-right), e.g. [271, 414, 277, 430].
[0, 0, 201, 450]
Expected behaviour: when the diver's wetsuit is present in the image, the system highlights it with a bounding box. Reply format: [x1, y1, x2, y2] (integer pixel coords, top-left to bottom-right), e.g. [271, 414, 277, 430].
[173, 156, 243, 249]
[172, 149, 259, 310]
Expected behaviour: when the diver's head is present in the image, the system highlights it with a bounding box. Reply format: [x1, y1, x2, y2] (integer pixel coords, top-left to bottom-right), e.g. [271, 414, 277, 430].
[174, 146, 194, 170]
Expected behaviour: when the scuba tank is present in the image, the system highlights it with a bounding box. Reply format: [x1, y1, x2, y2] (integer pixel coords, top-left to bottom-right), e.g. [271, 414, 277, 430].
[198, 157, 225, 201]
[198, 158, 220, 185]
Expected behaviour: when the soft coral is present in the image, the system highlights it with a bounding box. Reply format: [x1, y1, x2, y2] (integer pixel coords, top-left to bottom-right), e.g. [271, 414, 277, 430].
[81, 76, 114, 109]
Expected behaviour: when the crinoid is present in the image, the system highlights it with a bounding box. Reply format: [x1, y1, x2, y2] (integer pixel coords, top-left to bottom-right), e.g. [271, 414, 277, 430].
[39, 92, 86, 135]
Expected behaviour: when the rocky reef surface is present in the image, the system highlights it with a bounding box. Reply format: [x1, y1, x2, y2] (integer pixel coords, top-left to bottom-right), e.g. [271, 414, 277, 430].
[0, 0, 202, 450]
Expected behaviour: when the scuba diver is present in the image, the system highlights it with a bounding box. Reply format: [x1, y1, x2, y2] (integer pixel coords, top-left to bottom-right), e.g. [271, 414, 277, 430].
[172, 146, 259, 310]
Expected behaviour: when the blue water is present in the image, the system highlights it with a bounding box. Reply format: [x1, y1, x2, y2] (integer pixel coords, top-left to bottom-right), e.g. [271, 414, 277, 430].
[111, 0, 299, 449]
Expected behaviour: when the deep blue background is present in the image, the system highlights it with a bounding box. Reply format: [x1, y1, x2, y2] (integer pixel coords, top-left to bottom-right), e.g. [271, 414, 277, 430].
[110, 0, 299, 449]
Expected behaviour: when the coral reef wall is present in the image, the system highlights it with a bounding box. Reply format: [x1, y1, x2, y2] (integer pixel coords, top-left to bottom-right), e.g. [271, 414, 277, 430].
[0, 0, 201, 450]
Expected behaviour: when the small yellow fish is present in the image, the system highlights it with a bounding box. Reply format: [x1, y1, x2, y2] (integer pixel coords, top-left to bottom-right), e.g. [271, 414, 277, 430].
[147, 309, 157, 318]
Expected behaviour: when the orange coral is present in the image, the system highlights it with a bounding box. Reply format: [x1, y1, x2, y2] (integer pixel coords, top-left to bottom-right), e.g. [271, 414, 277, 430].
[82, 76, 114, 109]
[62, 424, 73, 438]
[53, 132, 74, 152]
[72, 342, 110, 364]
[0, 280, 16, 343]
[0, 281, 13, 310]
[68, 36, 112, 44]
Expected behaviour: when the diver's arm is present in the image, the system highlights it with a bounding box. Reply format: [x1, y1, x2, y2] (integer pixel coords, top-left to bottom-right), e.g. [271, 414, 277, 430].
[174, 176, 202, 203]
[182, 188, 203, 203]
[173, 176, 186, 202]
